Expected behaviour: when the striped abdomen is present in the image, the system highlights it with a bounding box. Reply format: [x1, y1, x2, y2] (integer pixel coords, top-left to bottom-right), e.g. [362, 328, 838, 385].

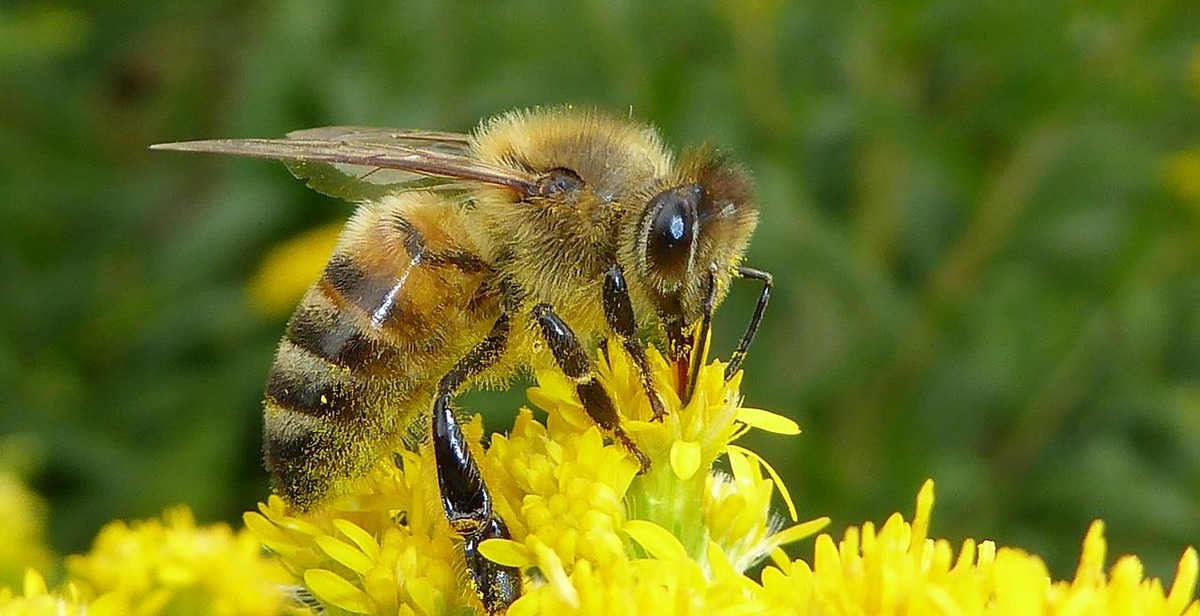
[262, 192, 501, 509]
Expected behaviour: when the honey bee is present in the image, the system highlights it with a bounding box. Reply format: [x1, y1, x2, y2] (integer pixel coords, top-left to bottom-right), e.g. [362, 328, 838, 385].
[152, 107, 770, 613]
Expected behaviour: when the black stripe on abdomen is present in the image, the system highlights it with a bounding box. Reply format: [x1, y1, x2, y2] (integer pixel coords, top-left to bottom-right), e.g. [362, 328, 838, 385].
[285, 300, 378, 370]
[264, 345, 366, 423]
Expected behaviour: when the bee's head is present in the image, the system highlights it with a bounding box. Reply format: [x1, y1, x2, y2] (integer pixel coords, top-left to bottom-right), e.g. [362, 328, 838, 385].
[622, 148, 758, 354]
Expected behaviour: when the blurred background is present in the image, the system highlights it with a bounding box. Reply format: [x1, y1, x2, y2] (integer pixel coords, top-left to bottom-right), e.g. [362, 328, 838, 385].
[2, 0, 1198, 587]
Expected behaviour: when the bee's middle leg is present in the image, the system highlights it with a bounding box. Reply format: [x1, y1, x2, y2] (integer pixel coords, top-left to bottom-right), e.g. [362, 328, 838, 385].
[432, 313, 521, 613]
[533, 302, 651, 472]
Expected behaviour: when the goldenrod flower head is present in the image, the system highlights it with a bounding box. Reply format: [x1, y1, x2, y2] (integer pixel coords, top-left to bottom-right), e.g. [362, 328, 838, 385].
[65, 506, 293, 615]
[484, 347, 821, 615]
[244, 342, 1200, 615]
[0, 569, 96, 616]
[246, 345, 824, 615]
[245, 453, 469, 615]
[0, 506, 293, 615]
[759, 480, 1200, 615]
[1, 345, 1196, 615]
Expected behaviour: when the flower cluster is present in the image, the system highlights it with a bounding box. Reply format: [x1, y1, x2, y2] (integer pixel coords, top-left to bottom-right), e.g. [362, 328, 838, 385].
[242, 344, 1198, 615]
[762, 481, 1198, 615]
[244, 345, 824, 614]
[0, 507, 291, 615]
[1, 337, 1196, 614]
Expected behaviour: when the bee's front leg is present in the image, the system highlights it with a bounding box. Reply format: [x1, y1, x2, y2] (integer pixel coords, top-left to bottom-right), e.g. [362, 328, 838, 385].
[432, 313, 521, 614]
[532, 302, 651, 472]
[603, 264, 667, 420]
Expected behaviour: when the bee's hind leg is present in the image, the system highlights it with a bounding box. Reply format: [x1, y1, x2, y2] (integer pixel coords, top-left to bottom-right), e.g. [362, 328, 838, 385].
[533, 302, 651, 472]
[432, 312, 521, 613]
[603, 265, 667, 421]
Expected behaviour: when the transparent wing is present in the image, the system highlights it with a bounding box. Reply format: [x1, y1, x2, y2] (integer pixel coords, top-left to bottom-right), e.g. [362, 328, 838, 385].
[279, 127, 478, 200]
[285, 126, 473, 154]
[151, 130, 537, 202]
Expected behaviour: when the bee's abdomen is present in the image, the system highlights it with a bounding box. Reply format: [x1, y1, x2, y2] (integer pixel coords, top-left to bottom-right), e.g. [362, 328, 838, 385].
[261, 195, 503, 510]
[261, 292, 389, 508]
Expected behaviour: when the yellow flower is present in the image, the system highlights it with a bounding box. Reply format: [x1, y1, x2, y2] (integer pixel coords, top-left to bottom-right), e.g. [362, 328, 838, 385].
[244, 338, 1199, 615]
[760, 480, 1200, 615]
[2, 332, 1195, 614]
[244, 454, 471, 615]
[36, 507, 290, 615]
[486, 346, 821, 614]
[246, 343, 824, 615]
[0, 569, 102, 616]
[0, 506, 292, 615]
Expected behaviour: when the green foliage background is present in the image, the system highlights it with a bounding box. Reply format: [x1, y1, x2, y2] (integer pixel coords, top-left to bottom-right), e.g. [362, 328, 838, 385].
[2, 0, 1198, 583]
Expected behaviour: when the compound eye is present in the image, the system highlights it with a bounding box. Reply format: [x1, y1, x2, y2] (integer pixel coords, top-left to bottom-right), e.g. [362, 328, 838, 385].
[535, 167, 584, 197]
[647, 184, 701, 278]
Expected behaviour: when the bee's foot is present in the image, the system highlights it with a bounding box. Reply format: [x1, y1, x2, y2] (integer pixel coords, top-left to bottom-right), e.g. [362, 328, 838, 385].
[613, 427, 651, 474]
[464, 515, 522, 614]
[648, 395, 668, 423]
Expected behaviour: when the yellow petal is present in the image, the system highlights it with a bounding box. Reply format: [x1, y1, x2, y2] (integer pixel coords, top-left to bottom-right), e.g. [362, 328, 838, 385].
[726, 446, 755, 487]
[669, 440, 703, 480]
[279, 516, 323, 537]
[304, 568, 371, 614]
[727, 444, 798, 521]
[735, 407, 800, 435]
[624, 519, 688, 561]
[87, 593, 125, 616]
[771, 517, 831, 547]
[706, 541, 738, 580]
[507, 594, 540, 616]
[767, 547, 794, 571]
[332, 518, 381, 561]
[405, 577, 440, 616]
[140, 588, 174, 615]
[1075, 520, 1107, 586]
[22, 569, 47, 597]
[533, 540, 579, 608]
[241, 511, 285, 544]
[912, 479, 935, 547]
[478, 538, 534, 568]
[315, 535, 373, 575]
[1167, 547, 1199, 615]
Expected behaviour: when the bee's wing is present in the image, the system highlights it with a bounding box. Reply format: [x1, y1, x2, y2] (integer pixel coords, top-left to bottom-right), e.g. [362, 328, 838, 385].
[285, 126, 472, 153]
[151, 129, 537, 202]
[278, 128, 480, 199]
